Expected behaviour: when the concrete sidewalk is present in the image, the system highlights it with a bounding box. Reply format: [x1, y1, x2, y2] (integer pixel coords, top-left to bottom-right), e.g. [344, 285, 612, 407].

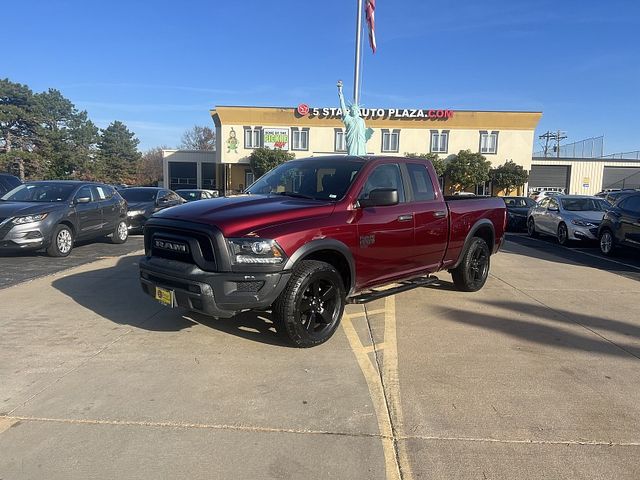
[1, 237, 639, 479]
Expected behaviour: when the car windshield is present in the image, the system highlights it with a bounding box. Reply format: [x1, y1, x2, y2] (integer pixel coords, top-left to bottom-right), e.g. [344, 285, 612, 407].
[1, 183, 76, 202]
[120, 189, 158, 202]
[245, 159, 364, 201]
[561, 198, 608, 212]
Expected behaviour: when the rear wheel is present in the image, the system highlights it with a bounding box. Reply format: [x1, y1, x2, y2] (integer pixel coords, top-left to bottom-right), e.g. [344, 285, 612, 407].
[599, 229, 615, 256]
[451, 237, 490, 292]
[111, 220, 128, 244]
[47, 224, 74, 257]
[557, 223, 569, 246]
[273, 260, 346, 348]
[527, 217, 538, 237]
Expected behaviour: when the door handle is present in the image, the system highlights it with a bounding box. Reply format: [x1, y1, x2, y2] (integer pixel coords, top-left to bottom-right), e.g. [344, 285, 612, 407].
[397, 214, 413, 222]
[433, 210, 447, 218]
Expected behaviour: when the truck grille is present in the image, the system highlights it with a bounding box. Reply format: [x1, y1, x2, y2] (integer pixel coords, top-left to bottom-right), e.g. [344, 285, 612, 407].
[145, 225, 217, 271]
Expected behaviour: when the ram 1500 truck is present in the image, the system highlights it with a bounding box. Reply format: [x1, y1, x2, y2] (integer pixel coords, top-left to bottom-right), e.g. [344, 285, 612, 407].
[139, 156, 506, 347]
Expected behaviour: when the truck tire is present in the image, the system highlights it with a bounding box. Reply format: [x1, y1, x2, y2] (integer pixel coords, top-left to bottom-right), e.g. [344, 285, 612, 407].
[273, 260, 346, 348]
[47, 224, 74, 257]
[451, 237, 490, 292]
[111, 220, 129, 244]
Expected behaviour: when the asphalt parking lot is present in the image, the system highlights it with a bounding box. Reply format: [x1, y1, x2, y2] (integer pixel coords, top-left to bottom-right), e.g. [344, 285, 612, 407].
[1, 234, 639, 479]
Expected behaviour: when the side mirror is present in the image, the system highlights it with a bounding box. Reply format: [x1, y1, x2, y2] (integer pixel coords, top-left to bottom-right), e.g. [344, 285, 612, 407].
[157, 198, 169, 205]
[359, 188, 399, 208]
[75, 196, 91, 204]
[548, 205, 559, 212]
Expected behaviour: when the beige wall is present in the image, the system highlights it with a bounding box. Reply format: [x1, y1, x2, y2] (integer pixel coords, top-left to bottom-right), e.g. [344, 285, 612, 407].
[532, 158, 640, 196]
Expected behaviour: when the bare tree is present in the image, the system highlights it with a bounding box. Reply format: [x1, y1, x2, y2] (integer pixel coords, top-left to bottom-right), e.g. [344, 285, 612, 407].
[180, 125, 216, 151]
[136, 146, 166, 186]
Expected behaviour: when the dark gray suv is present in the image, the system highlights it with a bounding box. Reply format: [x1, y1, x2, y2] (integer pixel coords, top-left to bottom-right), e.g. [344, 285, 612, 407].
[0, 181, 128, 257]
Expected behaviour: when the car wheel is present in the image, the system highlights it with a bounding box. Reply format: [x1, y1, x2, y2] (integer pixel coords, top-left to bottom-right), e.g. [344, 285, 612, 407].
[273, 260, 346, 348]
[47, 224, 74, 257]
[111, 220, 129, 244]
[557, 223, 569, 246]
[599, 229, 615, 256]
[527, 217, 538, 237]
[451, 237, 490, 292]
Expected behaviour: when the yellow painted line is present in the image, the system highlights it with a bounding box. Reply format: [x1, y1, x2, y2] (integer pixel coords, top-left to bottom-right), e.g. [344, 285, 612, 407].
[380, 297, 414, 480]
[0, 417, 18, 434]
[341, 311, 401, 480]
[347, 308, 386, 319]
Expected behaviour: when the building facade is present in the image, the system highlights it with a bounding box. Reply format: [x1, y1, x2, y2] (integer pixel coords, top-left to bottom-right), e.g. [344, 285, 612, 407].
[164, 105, 543, 194]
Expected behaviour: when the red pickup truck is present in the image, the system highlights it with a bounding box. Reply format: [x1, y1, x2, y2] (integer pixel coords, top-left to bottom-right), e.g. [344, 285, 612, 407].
[139, 156, 506, 347]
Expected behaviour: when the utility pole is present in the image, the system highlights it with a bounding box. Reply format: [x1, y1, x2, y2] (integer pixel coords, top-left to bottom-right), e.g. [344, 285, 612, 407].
[538, 130, 567, 158]
[555, 130, 567, 158]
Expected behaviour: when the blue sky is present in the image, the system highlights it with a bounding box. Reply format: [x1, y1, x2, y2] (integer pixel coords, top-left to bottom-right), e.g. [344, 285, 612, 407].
[2, 0, 639, 153]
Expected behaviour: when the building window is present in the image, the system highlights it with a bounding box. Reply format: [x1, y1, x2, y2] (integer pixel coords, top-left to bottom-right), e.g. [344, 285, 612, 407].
[475, 180, 492, 196]
[479, 131, 499, 154]
[245, 170, 255, 188]
[382, 129, 400, 153]
[291, 127, 309, 151]
[430, 130, 449, 153]
[244, 127, 262, 149]
[335, 129, 346, 152]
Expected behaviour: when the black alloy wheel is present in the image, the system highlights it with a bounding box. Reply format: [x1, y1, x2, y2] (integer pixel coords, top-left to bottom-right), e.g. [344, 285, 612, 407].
[527, 218, 538, 237]
[273, 260, 346, 348]
[451, 237, 490, 292]
[557, 223, 569, 246]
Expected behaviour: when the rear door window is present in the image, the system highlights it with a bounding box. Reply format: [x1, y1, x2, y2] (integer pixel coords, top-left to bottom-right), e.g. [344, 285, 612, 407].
[406, 163, 435, 201]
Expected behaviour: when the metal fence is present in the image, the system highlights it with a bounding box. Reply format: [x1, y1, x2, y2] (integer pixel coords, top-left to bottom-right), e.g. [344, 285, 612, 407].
[534, 136, 604, 158]
[601, 151, 640, 160]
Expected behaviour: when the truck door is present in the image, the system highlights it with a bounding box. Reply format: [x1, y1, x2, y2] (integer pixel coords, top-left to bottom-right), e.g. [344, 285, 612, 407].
[404, 162, 448, 271]
[354, 163, 417, 289]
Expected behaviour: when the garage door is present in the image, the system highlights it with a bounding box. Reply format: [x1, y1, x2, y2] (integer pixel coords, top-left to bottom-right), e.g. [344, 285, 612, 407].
[528, 165, 571, 190]
[602, 166, 640, 190]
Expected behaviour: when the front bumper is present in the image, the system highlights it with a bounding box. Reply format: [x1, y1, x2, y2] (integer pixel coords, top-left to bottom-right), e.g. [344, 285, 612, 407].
[139, 256, 291, 318]
[127, 214, 148, 231]
[569, 224, 599, 241]
[0, 220, 50, 251]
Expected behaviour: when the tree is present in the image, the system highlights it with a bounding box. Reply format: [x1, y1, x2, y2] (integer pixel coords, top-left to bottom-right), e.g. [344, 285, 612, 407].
[0, 79, 42, 179]
[180, 125, 216, 150]
[491, 160, 529, 196]
[136, 146, 167, 186]
[97, 121, 141, 183]
[249, 147, 295, 177]
[405, 152, 446, 177]
[35, 89, 99, 179]
[445, 150, 492, 192]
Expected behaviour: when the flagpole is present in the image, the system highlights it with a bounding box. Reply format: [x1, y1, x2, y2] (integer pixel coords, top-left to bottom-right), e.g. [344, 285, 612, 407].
[353, 0, 364, 105]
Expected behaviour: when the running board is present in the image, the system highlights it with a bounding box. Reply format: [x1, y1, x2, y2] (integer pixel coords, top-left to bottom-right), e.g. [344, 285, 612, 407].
[347, 276, 439, 304]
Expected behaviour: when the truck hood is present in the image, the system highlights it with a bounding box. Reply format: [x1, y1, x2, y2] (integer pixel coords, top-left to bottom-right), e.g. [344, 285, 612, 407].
[153, 194, 335, 237]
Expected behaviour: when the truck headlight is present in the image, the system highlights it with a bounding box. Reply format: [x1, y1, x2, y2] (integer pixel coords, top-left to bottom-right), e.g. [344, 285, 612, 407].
[227, 238, 285, 264]
[12, 213, 48, 225]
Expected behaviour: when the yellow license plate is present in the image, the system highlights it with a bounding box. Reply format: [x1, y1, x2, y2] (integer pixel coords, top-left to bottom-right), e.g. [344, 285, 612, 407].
[155, 287, 174, 307]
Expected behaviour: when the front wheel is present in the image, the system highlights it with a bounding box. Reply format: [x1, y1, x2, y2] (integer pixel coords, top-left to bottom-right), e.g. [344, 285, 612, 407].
[111, 220, 129, 244]
[273, 260, 346, 348]
[527, 217, 538, 237]
[557, 223, 569, 246]
[599, 229, 615, 256]
[451, 237, 490, 292]
[47, 224, 74, 257]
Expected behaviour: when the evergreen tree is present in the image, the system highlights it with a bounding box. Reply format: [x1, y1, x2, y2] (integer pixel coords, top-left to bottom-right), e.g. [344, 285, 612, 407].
[97, 121, 141, 183]
[445, 150, 492, 193]
[491, 160, 529, 195]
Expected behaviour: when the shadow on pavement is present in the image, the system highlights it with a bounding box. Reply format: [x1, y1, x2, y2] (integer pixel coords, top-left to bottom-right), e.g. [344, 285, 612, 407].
[504, 234, 640, 282]
[52, 255, 292, 347]
[445, 298, 640, 359]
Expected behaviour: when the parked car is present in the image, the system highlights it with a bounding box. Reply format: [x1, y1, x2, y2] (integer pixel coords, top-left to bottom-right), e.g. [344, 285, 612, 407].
[598, 193, 640, 256]
[527, 195, 609, 245]
[603, 189, 639, 205]
[119, 187, 185, 232]
[0, 173, 22, 196]
[175, 189, 219, 202]
[0, 181, 128, 256]
[139, 155, 507, 347]
[529, 189, 564, 203]
[503, 196, 536, 231]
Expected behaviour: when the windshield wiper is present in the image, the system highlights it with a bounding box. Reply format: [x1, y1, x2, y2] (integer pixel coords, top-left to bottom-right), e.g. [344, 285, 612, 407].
[274, 191, 316, 200]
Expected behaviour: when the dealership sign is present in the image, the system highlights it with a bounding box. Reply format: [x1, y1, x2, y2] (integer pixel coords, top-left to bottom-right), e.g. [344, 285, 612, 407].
[263, 127, 289, 150]
[297, 103, 454, 120]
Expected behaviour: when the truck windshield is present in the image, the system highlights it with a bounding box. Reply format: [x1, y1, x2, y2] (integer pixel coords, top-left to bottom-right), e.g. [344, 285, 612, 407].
[246, 159, 364, 201]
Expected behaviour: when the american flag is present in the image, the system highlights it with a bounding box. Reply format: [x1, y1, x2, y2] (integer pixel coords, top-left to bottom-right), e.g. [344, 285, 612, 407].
[365, 0, 376, 53]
